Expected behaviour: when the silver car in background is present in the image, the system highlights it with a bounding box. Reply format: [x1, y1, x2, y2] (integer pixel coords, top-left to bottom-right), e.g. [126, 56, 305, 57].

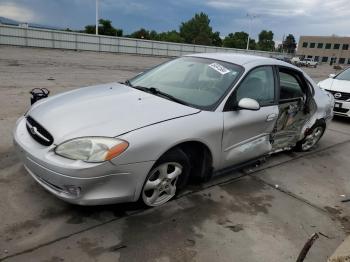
[14, 53, 334, 207]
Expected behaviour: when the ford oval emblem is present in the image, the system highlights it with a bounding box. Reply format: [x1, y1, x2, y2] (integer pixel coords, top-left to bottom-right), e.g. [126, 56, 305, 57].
[334, 93, 342, 99]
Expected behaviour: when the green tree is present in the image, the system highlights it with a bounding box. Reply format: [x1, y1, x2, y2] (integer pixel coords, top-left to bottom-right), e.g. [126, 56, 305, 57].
[159, 30, 184, 43]
[130, 28, 151, 39]
[282, 34, 296, 53]
[223, 31, 255, 49]
[84, 19, 122, 36]
[248, 39, 257, 50]
[257, 30, 275, 51]
[179, 12, 215, 45]
[211, 31, 222, 47]
[149, 30, 159, 40]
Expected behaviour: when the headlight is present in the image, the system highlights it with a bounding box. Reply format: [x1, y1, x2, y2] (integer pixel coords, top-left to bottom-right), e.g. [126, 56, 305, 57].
[55, 137, 129, 163]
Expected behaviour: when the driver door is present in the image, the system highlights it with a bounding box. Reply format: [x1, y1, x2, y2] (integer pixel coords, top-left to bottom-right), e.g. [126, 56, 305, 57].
[221, 66, 279, 168]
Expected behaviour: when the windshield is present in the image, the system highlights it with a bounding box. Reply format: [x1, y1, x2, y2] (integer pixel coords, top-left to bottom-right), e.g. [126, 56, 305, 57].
[129, 57, 242, 109]
[335, 68, 350, 81]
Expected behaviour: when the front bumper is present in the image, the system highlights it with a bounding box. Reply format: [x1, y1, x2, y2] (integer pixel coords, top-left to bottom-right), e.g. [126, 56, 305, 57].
[333, 99, 350, 117]
[14, 117, 155, 205]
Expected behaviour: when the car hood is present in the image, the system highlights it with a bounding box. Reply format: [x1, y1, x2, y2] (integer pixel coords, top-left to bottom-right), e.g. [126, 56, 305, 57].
[319, 78, 350, 93]
[28, 83, 200, 144]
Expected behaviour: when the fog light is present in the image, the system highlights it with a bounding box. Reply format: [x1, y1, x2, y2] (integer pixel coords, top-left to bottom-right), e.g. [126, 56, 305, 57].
[64, 185, 81, 196]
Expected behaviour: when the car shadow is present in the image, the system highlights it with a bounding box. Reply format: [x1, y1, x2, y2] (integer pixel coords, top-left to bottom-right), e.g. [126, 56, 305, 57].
[61, 201, 147, 225]
[332, 115, 350, 124]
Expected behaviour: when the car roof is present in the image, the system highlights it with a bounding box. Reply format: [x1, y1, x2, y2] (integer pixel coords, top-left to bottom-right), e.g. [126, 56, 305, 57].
[187, 52, 300, 71]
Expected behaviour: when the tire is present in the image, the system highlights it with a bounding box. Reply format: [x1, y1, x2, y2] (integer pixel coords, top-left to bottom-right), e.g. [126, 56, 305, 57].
[294, 121, 326, 152]
[140, 148, 190, 207]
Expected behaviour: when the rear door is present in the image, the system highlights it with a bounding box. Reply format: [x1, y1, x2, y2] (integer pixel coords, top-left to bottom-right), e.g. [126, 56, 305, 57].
[272, 67, 311, 149]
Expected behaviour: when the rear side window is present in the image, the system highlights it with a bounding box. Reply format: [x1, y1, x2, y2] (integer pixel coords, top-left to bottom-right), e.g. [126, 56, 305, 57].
[279, 71, 304, 100]
[235, 66, 275, 106]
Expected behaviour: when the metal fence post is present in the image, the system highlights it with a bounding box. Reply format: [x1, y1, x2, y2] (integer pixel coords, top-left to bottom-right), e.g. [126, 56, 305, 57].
[75, 34, 78, 50]
[51, 31, 55, 48]
[24, 28, 28, 47]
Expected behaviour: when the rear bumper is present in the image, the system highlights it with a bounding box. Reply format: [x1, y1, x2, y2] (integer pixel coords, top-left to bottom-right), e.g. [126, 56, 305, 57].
[14, 117, 155, 205]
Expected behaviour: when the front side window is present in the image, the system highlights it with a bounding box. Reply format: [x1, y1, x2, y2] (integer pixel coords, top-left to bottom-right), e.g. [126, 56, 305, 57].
[279, 71, 304, 100]
[235, 66, 275, 106]
[335, 68, 350, 81]
[129, 57, 242, 109]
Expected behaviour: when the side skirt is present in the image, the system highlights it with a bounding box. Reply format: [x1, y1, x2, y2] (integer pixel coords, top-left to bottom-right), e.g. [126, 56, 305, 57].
[212, 155, 269, 178]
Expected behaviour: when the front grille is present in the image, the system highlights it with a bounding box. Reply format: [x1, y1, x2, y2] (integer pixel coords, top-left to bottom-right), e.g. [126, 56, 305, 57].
[334, 107, 349, 114]
[325, 90, 350, 101]
[26, 116, 54, 146]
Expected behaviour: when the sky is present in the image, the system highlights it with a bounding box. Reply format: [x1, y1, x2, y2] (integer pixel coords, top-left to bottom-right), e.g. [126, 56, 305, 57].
[0, 0, 350, 43]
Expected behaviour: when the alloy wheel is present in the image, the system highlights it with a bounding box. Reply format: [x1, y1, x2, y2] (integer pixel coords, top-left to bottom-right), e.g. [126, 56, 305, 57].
[142, 162, 183, 206]
[301, 126, 324, 151]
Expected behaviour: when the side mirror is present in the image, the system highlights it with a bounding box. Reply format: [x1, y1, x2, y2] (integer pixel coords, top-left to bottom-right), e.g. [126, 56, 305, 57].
[237, 98, 260, 111]
[329, 73, 336, 78]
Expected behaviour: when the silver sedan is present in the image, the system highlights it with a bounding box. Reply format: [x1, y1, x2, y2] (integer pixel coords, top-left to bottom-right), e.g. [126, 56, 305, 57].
[14, 53, 334, 207]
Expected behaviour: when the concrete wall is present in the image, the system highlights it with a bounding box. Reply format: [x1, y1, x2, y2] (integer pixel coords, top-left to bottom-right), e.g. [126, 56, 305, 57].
[297, 35, 350, 64]
[0, 24, 285, 58]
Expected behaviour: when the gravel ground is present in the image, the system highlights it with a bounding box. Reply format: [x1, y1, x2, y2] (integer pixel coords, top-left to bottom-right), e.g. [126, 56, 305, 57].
[0, 46, 169, 155]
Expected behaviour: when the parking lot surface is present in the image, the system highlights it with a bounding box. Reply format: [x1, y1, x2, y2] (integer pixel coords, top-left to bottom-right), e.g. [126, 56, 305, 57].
[1, 46, 350, 262]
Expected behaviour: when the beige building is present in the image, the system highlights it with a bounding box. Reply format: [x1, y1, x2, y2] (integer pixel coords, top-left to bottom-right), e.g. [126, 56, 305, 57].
[297, 36, 350, 64]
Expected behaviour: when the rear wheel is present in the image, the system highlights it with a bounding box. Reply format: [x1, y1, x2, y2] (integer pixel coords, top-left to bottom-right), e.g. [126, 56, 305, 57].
[295, 121, 325, 151]
[141, 149, 190, 207]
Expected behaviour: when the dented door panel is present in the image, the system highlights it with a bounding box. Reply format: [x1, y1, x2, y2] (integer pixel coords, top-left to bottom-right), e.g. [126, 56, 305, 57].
[272, 68, 312, 150]
[272, 99, 310, 149]
[222, 105, 279, 167]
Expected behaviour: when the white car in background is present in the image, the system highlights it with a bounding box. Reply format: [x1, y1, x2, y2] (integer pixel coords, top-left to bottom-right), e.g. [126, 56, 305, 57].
[318, 68, 350, 117]
[291, 57, 318, 68]
[302, 58, 318, 68]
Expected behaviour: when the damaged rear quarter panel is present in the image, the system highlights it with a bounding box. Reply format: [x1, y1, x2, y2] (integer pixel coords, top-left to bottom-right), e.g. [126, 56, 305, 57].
[299, 76, 334, 140]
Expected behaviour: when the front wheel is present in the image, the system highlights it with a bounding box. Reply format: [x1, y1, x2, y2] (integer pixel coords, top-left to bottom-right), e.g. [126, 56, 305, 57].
[295, 122, 325, 151]
[141, 149, 190, 207]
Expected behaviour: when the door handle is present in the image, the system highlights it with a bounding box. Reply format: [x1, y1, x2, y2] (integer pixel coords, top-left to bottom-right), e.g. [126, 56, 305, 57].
[266, 113, 277, 122]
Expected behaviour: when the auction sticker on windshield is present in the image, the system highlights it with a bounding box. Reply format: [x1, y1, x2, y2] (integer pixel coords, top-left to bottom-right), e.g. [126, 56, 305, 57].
[209, 62, 230, 75]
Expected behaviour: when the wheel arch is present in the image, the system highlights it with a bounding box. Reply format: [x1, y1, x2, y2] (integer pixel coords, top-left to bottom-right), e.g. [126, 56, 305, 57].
[156, 140, 214, 183]
[303, 117, 326, 137]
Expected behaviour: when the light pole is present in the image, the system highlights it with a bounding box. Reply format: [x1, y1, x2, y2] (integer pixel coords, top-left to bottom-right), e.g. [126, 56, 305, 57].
[246, 13, 258, 50]
[95, 0, 99, 35]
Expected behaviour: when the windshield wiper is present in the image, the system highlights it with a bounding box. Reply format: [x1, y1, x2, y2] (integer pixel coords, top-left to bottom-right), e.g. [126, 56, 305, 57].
[130, 85, 189, 106]
[124, 79, 133, 87]
[148, 87, 189, 106]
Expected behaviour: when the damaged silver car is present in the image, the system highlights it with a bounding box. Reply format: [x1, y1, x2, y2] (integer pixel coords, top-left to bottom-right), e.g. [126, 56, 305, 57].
[14, 53, 334, 207]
